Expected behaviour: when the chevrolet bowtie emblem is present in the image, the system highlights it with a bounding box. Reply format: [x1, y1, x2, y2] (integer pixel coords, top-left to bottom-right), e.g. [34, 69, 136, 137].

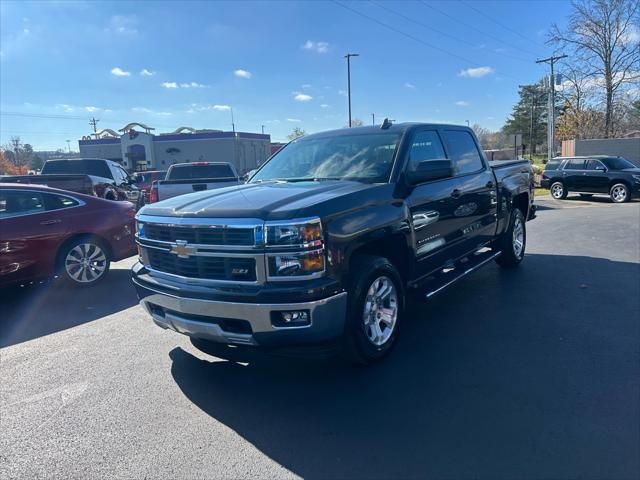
[170, 240, 196, 258]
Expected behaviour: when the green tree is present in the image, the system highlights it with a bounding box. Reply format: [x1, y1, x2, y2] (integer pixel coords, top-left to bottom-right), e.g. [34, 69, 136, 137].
[30, 154, 45, 171]
[502, 84, 549, 154]
[287, 127, 306, 141]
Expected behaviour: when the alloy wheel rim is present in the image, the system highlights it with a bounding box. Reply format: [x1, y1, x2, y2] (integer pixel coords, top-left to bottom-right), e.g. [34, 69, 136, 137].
[612, 186, 626, 202]
[551, 184, 563, 198]
[512, 216, 525, 258]
[65, 243, 107, 283]
[362, 276, 398, 346]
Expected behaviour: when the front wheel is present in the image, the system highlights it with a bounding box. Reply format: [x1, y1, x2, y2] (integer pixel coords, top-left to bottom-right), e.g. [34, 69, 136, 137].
[550, 181, 567, 199]
[610, 183, 629, 203]
[57, 238, 111, 286]
[495, 208, 526, 268]
[342, 255, 403, 364]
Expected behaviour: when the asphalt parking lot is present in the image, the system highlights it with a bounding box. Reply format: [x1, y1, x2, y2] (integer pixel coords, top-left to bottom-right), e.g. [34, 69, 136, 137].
[1, 195, 639, 479]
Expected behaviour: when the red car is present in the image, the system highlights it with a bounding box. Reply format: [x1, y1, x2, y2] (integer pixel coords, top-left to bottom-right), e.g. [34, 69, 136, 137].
[0, 183, 136, 287]
[132, 170, 167, 197]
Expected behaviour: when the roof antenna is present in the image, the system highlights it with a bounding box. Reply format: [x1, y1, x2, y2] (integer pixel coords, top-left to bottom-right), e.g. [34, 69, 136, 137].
[380, 118, 393, 130]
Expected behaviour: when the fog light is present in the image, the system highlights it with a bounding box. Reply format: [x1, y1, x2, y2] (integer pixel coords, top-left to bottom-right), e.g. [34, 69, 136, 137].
[271, 310, 310, 328]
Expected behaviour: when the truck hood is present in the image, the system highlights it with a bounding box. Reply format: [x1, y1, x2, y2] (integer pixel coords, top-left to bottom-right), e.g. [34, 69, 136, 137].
[139, 180, 386, 220]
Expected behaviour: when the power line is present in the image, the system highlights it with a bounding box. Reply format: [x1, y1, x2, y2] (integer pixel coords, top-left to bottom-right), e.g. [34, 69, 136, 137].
[459, 0, 547, 52]
[371, 0, 531, 63]
[332, 0, 526, 83]
[0, 111, 86, 120]
[419, 1, 543, 58]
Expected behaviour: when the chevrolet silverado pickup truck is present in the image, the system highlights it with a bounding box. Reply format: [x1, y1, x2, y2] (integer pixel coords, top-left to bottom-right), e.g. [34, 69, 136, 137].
[133, 123, 535, 363]
[150, 162, 240, 203]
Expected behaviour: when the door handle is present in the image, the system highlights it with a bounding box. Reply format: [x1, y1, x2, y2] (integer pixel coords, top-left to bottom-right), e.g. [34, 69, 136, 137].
[40, 219, 61, 225]
[450, 189, 462, 199]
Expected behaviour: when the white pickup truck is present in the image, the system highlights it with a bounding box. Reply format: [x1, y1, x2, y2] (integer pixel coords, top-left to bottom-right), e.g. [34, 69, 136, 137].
[149, 162, 241, 203]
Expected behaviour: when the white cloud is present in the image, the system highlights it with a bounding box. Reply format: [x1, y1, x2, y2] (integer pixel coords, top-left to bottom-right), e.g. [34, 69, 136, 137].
[302, 40, 329, 53]
[111, 67, 131, 77]
[287, 118, 301, 123]
[56, 104, 74, 112]
[132, 107, 153, 113]
[320, 104, 330, 108]
[622, 26, 639, 44]
[157, 112, 172, 116]
[179, 82, 208, 88]
[302, 84, 312, 89]
[294, 93, 312, 102]
[23, 28, 30, 35]
[455, 101, 470, 107]
[234, 69, 252, 79]
[162, 82, 178, 89]
[487, 116, 494, 120]
[404, 82, 416, 89]
[140, 69, 155, 76]
[107, 15, 138, 35]
[458, 66, 494, 78]
[338, 89, 347, 96]
[85, 106, 99, 112]
[213, 105, 231, 111]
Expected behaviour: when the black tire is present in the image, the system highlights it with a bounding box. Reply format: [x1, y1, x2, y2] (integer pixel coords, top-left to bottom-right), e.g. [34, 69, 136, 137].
[579, 193, 593, 199]
[56, 237, 111, 287]
[609, 183, 630, 203]
[342, 255, 404, 365]
[495, 208, 526, 269]
[550, 181, 567, 199]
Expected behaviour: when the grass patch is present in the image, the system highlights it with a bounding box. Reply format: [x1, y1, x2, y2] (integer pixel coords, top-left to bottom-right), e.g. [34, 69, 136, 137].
[535, 187, 549, 197]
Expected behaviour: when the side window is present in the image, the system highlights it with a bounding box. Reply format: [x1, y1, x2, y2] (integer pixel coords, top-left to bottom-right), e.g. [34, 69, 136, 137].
[408, 131, 446, 170]
[585, 159, 605, 171]
[0, 191, 45, 218]
[43, 194, 80, 211]
[442, 130, 484, 175]
[564, 159, 585, 170]
[111, 165, 125, 184]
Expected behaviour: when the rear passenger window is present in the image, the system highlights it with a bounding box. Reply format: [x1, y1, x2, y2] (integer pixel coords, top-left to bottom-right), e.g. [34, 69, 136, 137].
[0, 191, 45, 218]
[585, 159, 605, 170]
[442, 130, 484, 175]
[408, 131, 446, 169]
[43, 194, 80, 211]
[564, 159, 585, 170]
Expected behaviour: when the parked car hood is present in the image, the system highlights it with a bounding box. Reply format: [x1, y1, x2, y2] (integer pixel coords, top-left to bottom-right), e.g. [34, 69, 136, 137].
[138, 180, 389, 220]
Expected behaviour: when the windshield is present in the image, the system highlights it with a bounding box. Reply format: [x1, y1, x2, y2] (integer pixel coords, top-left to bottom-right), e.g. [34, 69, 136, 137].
[250, 132, 401, 183]
[601, 157, 636, 170]
[41, 159, 112, 178]
[167, 164, 235, 180]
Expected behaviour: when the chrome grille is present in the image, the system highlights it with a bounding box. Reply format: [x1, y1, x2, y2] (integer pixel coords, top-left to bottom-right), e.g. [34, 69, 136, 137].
[144, 224, 255, 246]
[147, 249, 256, 282]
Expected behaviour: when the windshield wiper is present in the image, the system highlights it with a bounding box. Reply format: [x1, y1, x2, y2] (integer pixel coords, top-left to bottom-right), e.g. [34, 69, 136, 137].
[271, 177, 342, 183]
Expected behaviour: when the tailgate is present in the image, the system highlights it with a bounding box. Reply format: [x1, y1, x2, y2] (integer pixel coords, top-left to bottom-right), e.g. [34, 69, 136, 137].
[157, 179, 239, 201]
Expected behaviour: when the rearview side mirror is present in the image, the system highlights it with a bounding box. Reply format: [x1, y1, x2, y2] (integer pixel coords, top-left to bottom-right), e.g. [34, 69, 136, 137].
[406, 159, 453, 185]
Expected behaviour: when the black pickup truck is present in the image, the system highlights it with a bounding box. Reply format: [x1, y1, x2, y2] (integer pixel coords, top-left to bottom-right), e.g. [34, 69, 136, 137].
[132, 123, 535, 363]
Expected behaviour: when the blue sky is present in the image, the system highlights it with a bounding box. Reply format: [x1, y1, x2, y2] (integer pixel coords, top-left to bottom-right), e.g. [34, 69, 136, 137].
[0, 0, 573, 150]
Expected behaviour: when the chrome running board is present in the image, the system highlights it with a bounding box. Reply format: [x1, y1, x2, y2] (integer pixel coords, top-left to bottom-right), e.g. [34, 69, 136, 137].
[425, 250, 501, 299]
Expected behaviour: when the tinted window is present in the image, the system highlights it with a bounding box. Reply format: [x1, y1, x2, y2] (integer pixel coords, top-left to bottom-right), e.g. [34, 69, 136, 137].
[544, 161, 562, 171]
[564, 159, 585, 170]
[601, 157, 635, 170]
[168, 164, 236, 180]
[251, 133, 401, 184]
[0, 190, 45, 218]
[41, 159, 113, 179]
[43, 194, 80, 211]
[442, 130, 484, 175]
[408, 131, 446, 169]
[585, 159, 606, 171]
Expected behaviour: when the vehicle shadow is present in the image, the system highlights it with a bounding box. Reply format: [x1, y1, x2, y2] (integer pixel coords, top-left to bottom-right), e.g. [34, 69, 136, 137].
[169, 253, 639, 479]
[0, 268, 138, 348]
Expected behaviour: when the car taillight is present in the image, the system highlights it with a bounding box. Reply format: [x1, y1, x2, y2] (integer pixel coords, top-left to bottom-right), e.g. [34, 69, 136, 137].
[149, 184, 158, 203]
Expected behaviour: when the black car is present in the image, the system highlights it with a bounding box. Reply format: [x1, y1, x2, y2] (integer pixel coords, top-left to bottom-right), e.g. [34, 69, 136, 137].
[541, 156, 640, 203]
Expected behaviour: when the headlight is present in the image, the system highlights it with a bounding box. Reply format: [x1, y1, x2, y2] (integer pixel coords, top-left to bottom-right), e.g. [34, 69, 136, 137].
[136, 221, 145, 237]
[265, 218, 322, 247]
[267, 249, 325, 278]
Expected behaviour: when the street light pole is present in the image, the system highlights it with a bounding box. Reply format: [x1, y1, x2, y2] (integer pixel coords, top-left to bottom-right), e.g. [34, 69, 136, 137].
[344, 53, 359, 127]
[371, 113, 375, 125]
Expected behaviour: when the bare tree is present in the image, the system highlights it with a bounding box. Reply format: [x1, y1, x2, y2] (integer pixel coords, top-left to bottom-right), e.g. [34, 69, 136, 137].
[286, 127, 306, 141]
[548, 0, 640, 137]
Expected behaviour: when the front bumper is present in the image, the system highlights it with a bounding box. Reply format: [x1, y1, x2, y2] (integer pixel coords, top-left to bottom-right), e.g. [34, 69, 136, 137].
[133, 273, 348, 348]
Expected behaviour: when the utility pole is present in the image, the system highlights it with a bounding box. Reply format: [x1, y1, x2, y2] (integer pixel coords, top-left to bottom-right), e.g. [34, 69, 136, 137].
[261, 125, 265, 134]
[66, 140, 71, 153]
[536, 54, 567, 162]
[89, 117, 100, 134]
[230, 108, 235, 133]
[344, 53, 359, 127]
[371, 113, 375, 125]
[519, 84, 537, 160]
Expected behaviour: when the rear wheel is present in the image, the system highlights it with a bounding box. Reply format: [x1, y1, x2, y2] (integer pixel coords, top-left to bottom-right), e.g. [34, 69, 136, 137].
[610, 183, 629, 203]
[57, 237, 111, 287]
[342, 255, 403, 364]
[550, 181, 567, 199]
[495, 208, 526, 268]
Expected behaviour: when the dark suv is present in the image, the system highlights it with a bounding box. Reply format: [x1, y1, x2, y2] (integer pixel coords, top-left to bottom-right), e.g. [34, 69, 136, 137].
[541, 156, 640, 203]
